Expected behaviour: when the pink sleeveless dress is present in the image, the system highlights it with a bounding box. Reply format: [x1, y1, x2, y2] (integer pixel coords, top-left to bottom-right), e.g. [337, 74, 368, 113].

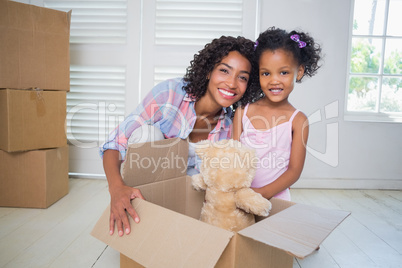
[239, 104, 299, 201]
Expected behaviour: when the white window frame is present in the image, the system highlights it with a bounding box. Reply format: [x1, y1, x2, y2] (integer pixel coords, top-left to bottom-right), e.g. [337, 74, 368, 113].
[344, 0, 402, 123]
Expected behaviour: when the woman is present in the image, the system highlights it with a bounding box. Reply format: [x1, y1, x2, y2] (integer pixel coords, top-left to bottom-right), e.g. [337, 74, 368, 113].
[100, 36, 259, 236]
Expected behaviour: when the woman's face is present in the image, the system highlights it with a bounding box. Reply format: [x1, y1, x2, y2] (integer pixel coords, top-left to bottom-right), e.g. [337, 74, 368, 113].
[205, 51, 251, 108]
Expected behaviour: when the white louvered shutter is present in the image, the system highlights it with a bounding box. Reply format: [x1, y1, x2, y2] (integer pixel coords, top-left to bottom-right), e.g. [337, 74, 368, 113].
[43, 1, 129, 150]
[154, 0, 243, 46]
[140, 0, 259, 104]
[44, 0, 128, 44]
[66, 65, 126, 147]
[13, 0, 258, 176]
[42, 0, 141, 176]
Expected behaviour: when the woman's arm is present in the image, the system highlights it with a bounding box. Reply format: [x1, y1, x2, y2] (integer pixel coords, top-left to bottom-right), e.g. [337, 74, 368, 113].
[103, 149, 144, 236]
[101, 79, 184, 236]
[232, 106, 244, 141]
[253, 113, 309, 199]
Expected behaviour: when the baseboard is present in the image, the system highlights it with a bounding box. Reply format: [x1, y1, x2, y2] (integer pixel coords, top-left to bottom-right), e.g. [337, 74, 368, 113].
[293, 177, 402, 190]
[69, 173, 106, 179]
[69, 174, 402, 190]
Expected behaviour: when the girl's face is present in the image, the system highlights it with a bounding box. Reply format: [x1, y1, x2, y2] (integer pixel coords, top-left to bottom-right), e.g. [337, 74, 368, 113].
[259, 49, 304, 104]
[205, 51, 251, 108]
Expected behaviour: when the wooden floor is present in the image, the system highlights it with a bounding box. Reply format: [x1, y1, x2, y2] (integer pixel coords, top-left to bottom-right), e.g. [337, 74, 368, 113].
[0, 178, 401, 268]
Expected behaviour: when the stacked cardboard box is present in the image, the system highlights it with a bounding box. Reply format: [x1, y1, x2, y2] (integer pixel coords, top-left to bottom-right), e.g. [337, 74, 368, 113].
[0, 0, 71, 208]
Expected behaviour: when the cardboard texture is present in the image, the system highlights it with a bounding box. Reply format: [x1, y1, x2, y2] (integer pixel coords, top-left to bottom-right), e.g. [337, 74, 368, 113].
[0, 0, 71, 91]
[0, 89, 67, 152]
[91, 138, 350, 268]
[122, 138, 189, 187]
[0, 146, 69, 208]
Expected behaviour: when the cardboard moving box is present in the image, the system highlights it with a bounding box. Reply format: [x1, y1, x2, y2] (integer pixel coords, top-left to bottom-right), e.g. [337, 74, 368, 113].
[0, 0, 71, 91]
[91, 139, 350, 268]
[0, 88, 67, 152]
[0, 146, 69, 208]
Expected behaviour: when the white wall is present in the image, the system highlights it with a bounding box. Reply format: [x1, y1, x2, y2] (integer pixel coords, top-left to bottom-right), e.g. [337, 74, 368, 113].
[260, 0, 402, 189]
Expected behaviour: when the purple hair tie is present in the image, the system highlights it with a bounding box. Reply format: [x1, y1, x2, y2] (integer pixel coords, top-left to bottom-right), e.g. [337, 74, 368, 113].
[290, 34, 307, 48]
[254, 40, 259, 51]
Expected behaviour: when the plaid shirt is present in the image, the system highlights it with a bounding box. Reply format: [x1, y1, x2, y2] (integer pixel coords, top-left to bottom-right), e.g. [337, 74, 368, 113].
[100, 78, 233, 161]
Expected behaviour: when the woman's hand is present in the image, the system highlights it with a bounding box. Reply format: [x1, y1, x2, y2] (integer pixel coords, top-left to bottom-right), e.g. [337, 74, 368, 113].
[103, 149, 145, 236]
[108, 184, 144, 236]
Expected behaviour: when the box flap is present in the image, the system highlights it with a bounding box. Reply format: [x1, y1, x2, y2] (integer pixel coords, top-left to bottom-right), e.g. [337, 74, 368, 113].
[136, 176, 187, 215]
[91, 198, 233, 268]
[239, 203, 350, 259]
[122, 138, 189, 187]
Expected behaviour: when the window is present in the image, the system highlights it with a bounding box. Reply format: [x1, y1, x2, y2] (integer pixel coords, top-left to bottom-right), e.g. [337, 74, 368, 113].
[345, 0, 402, 122]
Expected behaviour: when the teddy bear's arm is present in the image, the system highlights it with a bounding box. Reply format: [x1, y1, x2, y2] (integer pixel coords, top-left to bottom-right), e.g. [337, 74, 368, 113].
[191, 173, 207, 191]
[235, 188, 272, 217]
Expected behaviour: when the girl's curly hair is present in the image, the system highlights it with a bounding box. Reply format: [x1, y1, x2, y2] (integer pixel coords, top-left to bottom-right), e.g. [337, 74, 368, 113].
[254, 26, 322, 82]
[251, 27, 322, 101]
[183, 36, 259, 106]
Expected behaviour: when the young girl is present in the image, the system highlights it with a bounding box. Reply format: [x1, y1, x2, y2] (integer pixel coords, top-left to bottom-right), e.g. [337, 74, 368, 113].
[101, 36, 259, 236]
[233, 27, 322, 201]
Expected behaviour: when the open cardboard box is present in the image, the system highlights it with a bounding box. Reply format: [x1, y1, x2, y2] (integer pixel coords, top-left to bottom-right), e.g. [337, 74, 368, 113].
[92, 138, 350, 268]
[0, 0, 71, 91]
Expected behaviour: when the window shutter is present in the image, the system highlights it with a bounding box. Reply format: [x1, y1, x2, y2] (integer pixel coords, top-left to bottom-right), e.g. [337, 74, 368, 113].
[14, 0, 257, 176]
[143, 0, 254, 91]
[44, 0, 128, 44]
[41, 1, 129, 148]
[154, 66, 188, 86]
[155, 0, 243, 46]
[67, 66, 126, 148]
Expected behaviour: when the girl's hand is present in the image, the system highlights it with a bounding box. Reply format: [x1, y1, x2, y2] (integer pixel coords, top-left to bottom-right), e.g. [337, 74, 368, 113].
[251, 187, 262, 195]
[108, 184, 144, 236]
[252, 186, 272, 199]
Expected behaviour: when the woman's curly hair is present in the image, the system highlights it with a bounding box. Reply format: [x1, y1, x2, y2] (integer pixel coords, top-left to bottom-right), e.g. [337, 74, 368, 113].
[183, 36, 259, 106]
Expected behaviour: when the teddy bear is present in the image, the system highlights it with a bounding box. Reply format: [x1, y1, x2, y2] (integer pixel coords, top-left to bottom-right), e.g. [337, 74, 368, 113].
[191, 139, 272, 232]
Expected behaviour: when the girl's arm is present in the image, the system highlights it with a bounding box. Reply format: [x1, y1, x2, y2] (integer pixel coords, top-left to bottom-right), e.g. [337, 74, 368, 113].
[232, 106, 244, 141]
[253, 112, 309, 199]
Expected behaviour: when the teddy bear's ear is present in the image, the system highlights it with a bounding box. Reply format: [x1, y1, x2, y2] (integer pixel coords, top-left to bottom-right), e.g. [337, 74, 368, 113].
[194, 139, 212, 157]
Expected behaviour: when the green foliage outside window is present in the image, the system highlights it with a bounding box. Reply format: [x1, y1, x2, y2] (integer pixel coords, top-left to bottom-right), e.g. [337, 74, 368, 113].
[347, 0, 401, 114]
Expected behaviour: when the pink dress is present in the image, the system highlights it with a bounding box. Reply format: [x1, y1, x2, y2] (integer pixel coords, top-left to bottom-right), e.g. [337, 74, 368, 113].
[239, 104, 299, 201]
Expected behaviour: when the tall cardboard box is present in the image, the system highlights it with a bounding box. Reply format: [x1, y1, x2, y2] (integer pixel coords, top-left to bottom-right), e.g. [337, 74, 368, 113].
[92, 139, 350, 268]
[0, 0, 71, 91]
[0, 89, 67, 152]
[0, 146, 69, 208]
